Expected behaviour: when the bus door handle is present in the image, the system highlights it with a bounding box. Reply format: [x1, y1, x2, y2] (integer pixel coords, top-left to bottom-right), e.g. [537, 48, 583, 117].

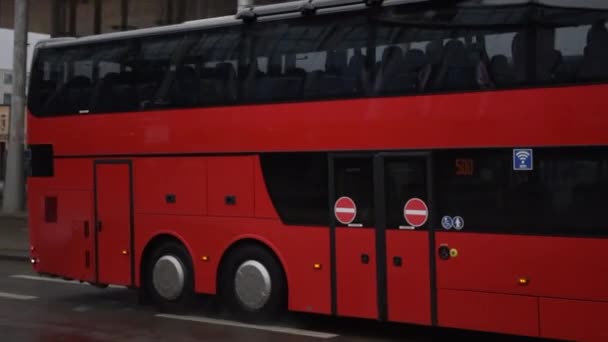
[361, 253, 370, 264]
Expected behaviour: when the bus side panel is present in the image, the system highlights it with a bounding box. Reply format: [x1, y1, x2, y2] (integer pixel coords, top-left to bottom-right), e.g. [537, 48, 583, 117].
[438, 289, 539, 337]
[27, 158, 93, 195]
[435, 233, 608, 302]
[28, 159, 95, 281]
[436, 232, 608, 340]
[133, 157, 207, 216]
[46, 158, 94, 190]
[29, 188, 94, 282]
[207, 156, 255, 218]
[134, 215, 331, 315]
[540, 298, 608, 342]
[28, 85, 608, 156]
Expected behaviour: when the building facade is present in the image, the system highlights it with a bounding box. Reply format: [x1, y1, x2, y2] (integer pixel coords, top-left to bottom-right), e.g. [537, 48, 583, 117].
[0, 70, 12, 177]
[0, 104, 9, 179]
[0, 69, 12, 107]
[0, 0, 285, 37]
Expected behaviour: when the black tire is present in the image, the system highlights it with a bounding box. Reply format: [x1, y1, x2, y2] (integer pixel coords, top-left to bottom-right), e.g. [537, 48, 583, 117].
[219, 244, 287, 321]
[143, 241, 195, 309]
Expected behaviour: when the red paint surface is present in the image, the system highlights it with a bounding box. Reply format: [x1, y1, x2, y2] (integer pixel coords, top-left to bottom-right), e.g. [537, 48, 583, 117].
[95, 164, 132, 286]
[29, 189, 94, 282]
[207, 156, 254, 217]
[540, 298, 608, 342]
[28, 159, 94, 191]
[335, 228, 377, 319]
[28, 85, 608, 155]
[435, 232, 608, 302]
[438, 289, 539, 337]
[26, 84, 608, 341]
[385, 230, 431, 325]
[134, 158, 206, 216]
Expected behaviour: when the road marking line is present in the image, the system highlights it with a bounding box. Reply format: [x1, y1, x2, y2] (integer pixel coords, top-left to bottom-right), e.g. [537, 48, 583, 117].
[156, 314, 339, 339]
[10, 275, 123, 289]
[0, 291, 37, 300]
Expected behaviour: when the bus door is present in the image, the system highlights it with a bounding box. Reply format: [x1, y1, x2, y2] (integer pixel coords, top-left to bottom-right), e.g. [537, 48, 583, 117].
[380, 153, 433, 325]
[93, 160, 134, 287]
[330, 154, 377, 319]
[330, 153, 434, 324]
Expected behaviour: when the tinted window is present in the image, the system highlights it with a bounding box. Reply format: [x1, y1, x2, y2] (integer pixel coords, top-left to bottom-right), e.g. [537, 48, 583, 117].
[90, 41, 139, 113]
[247, 14, 369, 102]
[178, 28, 241, 106]
[260, 153, 328, 226]
[374, 5, 608, 92]
[435, 148, 608, 236]
[137, 32, 194, 109]
[29, 144, 54, 177]
[28, 4, 608, 117]
[385, 158, 428, 230]
[554, 21, 608, 83]
[29, 40, 137, 116]
[334, 158, 374, 227]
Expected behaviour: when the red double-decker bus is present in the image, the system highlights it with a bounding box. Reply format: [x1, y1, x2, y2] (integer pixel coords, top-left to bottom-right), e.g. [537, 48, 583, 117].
[26, 0, 608, 341]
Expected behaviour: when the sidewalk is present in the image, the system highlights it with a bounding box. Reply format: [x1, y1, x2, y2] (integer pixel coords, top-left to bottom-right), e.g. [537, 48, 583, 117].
[0, 215, 30, 262]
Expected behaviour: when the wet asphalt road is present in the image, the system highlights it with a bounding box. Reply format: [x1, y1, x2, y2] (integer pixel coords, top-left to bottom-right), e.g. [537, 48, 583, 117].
[0, 259, 550, 342]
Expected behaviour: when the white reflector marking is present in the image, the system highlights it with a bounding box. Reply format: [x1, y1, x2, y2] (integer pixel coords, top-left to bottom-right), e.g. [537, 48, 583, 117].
[404, 209, 427, 216]
[0, 291, 37, 300]
[10, 275, 123, 289]
[156, 314, 339, 339]
[335, 208, 355, 213]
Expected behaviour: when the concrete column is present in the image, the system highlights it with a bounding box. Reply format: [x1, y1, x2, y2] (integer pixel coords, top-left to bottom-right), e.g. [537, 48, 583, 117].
[2, 0, 28, 213]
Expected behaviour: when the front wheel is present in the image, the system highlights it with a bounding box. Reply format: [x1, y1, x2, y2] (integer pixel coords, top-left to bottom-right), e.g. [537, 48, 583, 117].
[220, 244, 286, 321]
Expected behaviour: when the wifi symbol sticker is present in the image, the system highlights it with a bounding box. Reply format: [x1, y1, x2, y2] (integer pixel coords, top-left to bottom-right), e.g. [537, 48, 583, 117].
[513, 149, 533, 171]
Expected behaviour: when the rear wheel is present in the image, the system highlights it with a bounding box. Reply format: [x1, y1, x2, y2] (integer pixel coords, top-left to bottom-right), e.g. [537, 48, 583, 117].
[220, 244, 286, 321]
[144, 241, 194, 308]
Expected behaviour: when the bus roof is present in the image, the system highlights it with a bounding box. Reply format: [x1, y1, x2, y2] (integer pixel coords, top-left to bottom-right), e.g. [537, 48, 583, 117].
[34, 0, 608, 50]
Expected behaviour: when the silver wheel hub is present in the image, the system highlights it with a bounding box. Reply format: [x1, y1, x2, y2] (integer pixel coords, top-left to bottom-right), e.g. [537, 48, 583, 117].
[234, 260, 271, 310]
[152, 255, 185, 301]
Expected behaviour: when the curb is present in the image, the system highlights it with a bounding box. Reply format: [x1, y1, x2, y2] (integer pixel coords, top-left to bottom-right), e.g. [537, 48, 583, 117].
[0, 213, 28, 220]
[0, 254, 30, 262]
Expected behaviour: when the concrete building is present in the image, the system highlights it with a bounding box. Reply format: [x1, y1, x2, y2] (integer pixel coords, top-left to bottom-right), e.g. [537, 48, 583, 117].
[0, 0, 286, 37]
[0, 104, 8, 179]
[0, 69, 12, 106]
[0, 74, 10, 179]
